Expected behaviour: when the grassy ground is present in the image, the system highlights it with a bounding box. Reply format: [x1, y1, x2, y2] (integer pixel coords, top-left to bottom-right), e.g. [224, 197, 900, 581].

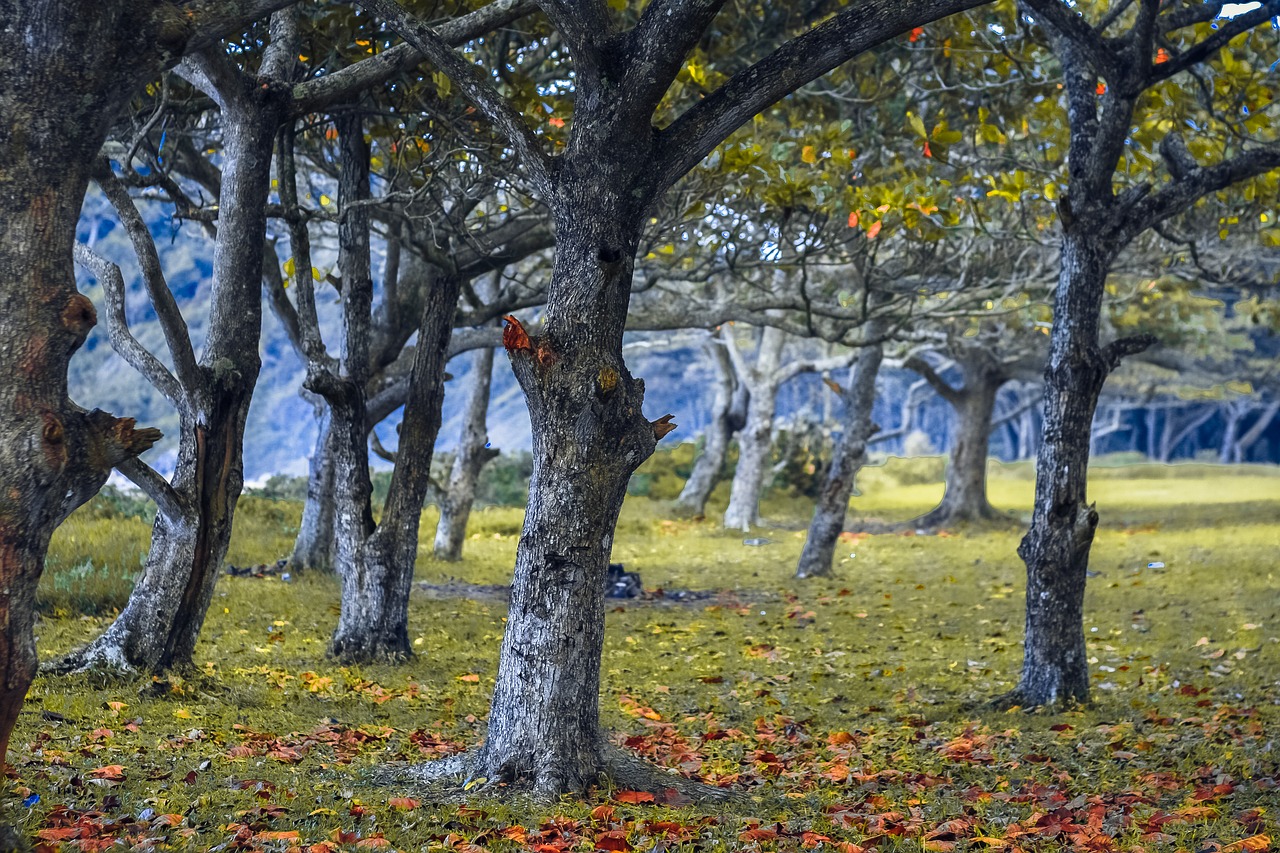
[15, 457, 1280, 851]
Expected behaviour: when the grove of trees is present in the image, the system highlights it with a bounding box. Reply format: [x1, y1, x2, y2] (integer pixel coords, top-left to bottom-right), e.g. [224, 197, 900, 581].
[1, 0, 1277, 800]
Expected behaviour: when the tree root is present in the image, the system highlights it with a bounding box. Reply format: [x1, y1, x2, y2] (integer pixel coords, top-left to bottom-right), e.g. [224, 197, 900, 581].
[369, 743, 741, 805]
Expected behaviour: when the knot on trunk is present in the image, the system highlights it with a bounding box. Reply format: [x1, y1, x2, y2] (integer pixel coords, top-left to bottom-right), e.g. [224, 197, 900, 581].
[61, 294, 97, 345]
[40, 411, 68, 473]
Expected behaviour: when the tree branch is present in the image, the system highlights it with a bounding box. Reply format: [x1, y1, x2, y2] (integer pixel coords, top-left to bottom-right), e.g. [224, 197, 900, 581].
[115, 456, 187, 522]
[905, 353, 963, 405]
[292, 0, 537, 113]
[72, 243, 184, 409]
[1021, 0, 1122, 80]
[653, 0, 986, 191]
[91, 161, 202, 396]
[1101, 332, 1158, 372]
[179, 0, 302, 53]
[623, 0, 727, 113]
[1154, 0, 1280, 83]
[357, 0, 557, 197]
[535, 0, 612, 76]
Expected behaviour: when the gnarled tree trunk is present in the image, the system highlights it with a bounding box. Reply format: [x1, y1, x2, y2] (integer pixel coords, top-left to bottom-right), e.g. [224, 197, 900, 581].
[434, 345, 500, 560]
[796, 334, 885, 578]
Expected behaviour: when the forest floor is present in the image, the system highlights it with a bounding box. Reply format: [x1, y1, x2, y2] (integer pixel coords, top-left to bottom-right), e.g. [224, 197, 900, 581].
[13, 457, 1280, 852]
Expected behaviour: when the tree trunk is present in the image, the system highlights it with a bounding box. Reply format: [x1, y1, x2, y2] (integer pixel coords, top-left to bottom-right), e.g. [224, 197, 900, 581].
[289, 403, 337, 572]
[1232, 400, 1278, 463]
[795, 336, 884, 578]
[329, 274, 460, 660]
[723, 326, 785, 531]
[1012, 233, 1119, 707]
[461, 160, 660, 794]
[55, 89, 283, 674]
[675, 332, 744, 516]
[917, 367, 1006, 529]
[434, 345, 499, 561]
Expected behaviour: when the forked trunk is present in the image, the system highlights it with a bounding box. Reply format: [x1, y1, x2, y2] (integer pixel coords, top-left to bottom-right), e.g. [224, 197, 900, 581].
[329, 274, 460, 661]
[796, 337, 884, 578]
[290, 406, 337, 573]
[435, 345, 499, 561]
[1013, 234, 1115, 707]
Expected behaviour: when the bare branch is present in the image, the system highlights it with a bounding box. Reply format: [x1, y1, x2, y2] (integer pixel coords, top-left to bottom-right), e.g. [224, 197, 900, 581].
[536, 0, 612, 75]
[623, 0, 727, 112]
[904, 353, 963, 404]
[1020, 0, 1122, 80]
[115, 456, 187, 522]
[73, 243, 184, 408]
[654, 0, 987, 191]
[1101, 332, 1158, 372]
[91, 161, 202, 395]
[357, 0, 556, 197]
[292, 0, 537, 113]
[179, 0, 301, 53]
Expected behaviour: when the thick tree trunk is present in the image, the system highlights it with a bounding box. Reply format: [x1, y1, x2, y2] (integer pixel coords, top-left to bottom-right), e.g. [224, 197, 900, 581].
[675, 333, 745, 516]
[796, 337, 884, 578]
[0, 1, 181, 750]
[461, 165, 659, 795]
[289, 405, 337, 572]
[434, 346, 499, 561]
[1012, 234, 1120, 707]
[723, 327, 785, 531]
[56, 90, 282, 674]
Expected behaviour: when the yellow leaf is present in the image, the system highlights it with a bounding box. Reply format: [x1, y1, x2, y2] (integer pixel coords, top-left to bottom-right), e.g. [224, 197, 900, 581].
[907, 111, 927, 139]
[1043, 183, 1058, 201]
[283, 257, 296, 278]
[801, 145, 817, 164]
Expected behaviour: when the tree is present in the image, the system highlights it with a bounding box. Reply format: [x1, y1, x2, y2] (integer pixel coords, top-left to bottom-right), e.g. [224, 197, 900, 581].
[1004, 0, 1280, 706]
[360, 0, 989, 795]
[673, 331, 749, 516]
[0, 0, 299, 767]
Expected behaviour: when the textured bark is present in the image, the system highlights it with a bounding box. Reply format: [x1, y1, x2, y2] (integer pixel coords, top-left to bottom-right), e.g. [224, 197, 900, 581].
[434, 346, 500, 561]
[795, 335, 885, 578]
[675, 332, 747, 516]
[0, 0, 195, 755]
[722, 327, 785, 531]
[56, 62, 289, 674]
[1013, 234, 1115, 706]
[289, 405, 337, 573]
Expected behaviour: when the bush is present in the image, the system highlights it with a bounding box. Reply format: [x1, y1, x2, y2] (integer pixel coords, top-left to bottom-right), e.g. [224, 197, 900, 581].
[249, 473, 309, 502]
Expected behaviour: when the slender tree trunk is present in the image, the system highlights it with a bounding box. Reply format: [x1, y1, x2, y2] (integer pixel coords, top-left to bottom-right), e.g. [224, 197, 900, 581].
[1233, 401, 1278, 463]
[796, 336, 884, 578]
[56, 89, 283, 673]
[289, 403, 337, 572]
[434, 346, 499, 561]
[1012, 233, 1123, 707]
[675, 332, 744, 516]
[723, 327, 784, 531]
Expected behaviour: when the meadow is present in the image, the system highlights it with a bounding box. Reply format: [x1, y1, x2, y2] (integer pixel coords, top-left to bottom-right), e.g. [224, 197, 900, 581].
[14, 456, 1280, 852]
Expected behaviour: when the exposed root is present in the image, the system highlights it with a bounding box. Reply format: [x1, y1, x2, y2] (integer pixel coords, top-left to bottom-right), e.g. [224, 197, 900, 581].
[367, 743, 740, 805]
[41, 642, 136, 677]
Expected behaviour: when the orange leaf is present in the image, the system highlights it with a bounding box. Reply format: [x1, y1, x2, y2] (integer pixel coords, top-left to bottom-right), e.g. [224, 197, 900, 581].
[256, 831, 301, 841]
[651, 414, 677, 440]
[548, 116, 565, 128]
[922, 140, 932, 158]
[823, 377, 843, 394]
[866, 220, 883, 240]
[457, 673, 480, 683]
[847, 211, 860, 228]
[1155, 48, 1169, 64]
[1223, 837, 1271, 853]
[90, 764, 126, 780]
[909, 26, 924, 42]
[614, 790, 656, 804]
[389, 797, 420, 810]
[1096, 82, 1107, 95]
[356, 837, 392, 849]
[595, 830, 632, 851]
[502, 315, 532, 352]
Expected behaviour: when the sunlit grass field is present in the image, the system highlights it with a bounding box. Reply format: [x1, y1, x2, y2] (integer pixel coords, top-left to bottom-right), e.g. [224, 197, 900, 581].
[16, 456, 1280, 850]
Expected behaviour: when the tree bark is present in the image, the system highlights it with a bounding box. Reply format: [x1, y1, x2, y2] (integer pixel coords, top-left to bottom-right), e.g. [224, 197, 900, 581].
[795, 334, 885, 578]
[722, 327, 785, 531]
[289, 403, 337, 572]
[434, 345, 500, 561]
[1012, 233, 1126, 707]
[675, 330, 747, 516]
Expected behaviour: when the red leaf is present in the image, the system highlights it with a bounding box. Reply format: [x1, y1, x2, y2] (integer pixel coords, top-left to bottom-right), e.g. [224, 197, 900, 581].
[847, 211, 860, 228]
[613, 790, 656, 804]
[909, 26, 924, 42]
[595, 830, 632, 851]
[866, 220, 883, 240]
[89, 764, 126, 780]
[502, 315, 532, 352]
[922, 140, 932, 158]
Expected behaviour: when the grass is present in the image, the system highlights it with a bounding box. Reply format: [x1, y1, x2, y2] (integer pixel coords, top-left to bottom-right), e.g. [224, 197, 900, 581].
[15, 456, 1280, 851]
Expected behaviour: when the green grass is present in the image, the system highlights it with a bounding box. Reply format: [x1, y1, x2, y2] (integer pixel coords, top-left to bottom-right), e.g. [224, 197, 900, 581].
[16, 457, 1280, 851]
